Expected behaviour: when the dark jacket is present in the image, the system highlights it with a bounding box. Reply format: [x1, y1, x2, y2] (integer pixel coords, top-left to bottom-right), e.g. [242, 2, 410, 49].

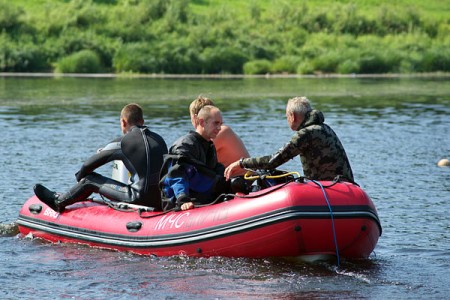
[159, 131, 226, 205]
[241, 110, 354, 182]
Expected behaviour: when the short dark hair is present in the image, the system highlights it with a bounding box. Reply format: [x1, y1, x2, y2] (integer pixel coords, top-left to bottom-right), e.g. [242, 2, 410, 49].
[121, 103, 144, 125]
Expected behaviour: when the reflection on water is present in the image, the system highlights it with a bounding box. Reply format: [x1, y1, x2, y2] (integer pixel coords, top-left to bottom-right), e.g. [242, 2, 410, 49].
[0, 77, 449, 299]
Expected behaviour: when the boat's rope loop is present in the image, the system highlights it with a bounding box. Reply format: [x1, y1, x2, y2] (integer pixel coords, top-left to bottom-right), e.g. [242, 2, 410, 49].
[243, 170, 301, 181]
[309, 179, 341, 267]
[241, 169, 343, 265]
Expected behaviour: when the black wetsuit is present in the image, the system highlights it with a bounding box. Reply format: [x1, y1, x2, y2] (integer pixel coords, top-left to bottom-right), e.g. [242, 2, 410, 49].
[159, 131, 228, 210]
[66, 125, 168, 210]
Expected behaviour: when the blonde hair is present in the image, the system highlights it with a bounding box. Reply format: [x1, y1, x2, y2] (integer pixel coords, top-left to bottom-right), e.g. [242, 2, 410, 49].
[189, 96, 215, 117]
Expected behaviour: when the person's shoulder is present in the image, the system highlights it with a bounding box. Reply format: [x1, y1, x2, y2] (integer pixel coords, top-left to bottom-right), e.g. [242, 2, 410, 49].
[148, 129, 165, 139]
[172, 131, 197, 146]
[170, 132, 200, 155]
[214, 125, 250, 162]
[150, 131, 168, 147]
[181, 130, 198, 141]
[216, 125, 246, 147]
[216, 125, 238, 139]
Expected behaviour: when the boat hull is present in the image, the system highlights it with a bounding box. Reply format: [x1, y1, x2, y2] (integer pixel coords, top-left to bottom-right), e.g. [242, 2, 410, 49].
[17, 181, 382, 259]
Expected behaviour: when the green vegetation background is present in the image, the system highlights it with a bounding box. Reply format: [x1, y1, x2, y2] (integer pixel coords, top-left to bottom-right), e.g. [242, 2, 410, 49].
[1, 0, 449, 74]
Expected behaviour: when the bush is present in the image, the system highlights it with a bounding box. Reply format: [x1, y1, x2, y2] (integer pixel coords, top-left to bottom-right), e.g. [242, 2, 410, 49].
[243, 59, 271, 75]
[156, 37, 202, 74]
[296, 61, 315, 74]
[300, 10, 332, 33]
[55, 50, 102, 73]
[311, 51, 341, 73]
[47, 29, 118, 71]
[421, 45, 450, 72]
[0, 1, 24, 33]
[357, 49, 402, 74]
[271, 56, 302, 74]
[398, 51, 422, 73]
[337, 59, 361, 74]
[436, 23, 450, 39]
[334, 42, 362, 74]
[332, 4, 377, 35]
[0, 33, 51, 72]
[235, 32, 278, 61]
[200, 47, 248, 74]
[298, 33, 340, 60]
[113, 42, 157, 73]
[375, 6, 422, 35]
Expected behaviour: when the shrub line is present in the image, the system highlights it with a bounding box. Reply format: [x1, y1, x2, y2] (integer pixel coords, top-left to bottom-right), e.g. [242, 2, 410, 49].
[1, 72, 450, 79]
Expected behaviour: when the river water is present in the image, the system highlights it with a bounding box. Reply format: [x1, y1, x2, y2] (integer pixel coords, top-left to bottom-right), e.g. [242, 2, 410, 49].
[0, 76, 449, 299]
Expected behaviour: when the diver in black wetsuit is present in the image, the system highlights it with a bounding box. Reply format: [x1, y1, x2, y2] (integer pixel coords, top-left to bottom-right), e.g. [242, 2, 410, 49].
[34, 103, 168, 212]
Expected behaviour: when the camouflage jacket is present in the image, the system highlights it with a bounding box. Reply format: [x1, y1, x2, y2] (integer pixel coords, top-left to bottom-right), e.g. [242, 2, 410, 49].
[241, 110, 354, 182]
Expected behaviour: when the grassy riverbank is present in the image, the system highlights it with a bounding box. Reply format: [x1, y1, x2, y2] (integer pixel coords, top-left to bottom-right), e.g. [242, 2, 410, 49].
[2, 0, 450, 74]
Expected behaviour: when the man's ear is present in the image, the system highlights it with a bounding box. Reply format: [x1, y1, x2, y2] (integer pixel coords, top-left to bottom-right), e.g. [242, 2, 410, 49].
[121, 118, 127, 128]
[293, 112, 304, 128]
[198, 117, 205, 127]
[293, 112, 302, 122]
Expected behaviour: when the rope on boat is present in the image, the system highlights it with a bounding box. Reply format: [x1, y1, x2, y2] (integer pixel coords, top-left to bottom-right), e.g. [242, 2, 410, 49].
[243, 170, 301, 181]
[90, 195, 173, 218]
[310, 180, 341, 267]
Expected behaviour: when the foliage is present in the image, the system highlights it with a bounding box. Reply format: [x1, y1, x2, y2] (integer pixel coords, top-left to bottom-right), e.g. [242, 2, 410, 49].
[2, 0, 450, 74]
[243, 59, 272, 75]
[55, 50, 103, 73]
[0, 32, 51, 71]
[271, 56, 302, 74]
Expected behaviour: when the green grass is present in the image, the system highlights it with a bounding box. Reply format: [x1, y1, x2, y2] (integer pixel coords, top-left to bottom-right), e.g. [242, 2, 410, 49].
[3, 0, 450, 74]
[11, 0, 450, 20]
[189, 0, 450, 19]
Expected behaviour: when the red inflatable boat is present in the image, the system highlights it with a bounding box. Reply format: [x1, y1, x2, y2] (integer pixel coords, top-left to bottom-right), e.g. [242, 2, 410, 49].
[17, 178, 381, 261]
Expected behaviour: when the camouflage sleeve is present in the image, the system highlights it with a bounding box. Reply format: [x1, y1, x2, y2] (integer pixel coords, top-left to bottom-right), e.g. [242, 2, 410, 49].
[242, 133, 303, 169]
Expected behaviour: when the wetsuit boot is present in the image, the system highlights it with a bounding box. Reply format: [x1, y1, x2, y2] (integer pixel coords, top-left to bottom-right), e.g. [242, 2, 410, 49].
[34, 182, 89, 213]
[34, 184, 61, 212]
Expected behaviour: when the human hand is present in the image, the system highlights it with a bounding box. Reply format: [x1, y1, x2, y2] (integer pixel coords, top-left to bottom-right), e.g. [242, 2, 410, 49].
[224, 161, 241, 180]
[180, 202, 194, 211]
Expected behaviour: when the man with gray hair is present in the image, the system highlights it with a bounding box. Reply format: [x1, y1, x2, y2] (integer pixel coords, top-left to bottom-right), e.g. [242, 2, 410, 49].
[224, 96, 354, 183]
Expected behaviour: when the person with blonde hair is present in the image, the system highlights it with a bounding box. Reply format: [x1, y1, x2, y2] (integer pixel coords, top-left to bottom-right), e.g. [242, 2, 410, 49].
[189, 96, 250, 168]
